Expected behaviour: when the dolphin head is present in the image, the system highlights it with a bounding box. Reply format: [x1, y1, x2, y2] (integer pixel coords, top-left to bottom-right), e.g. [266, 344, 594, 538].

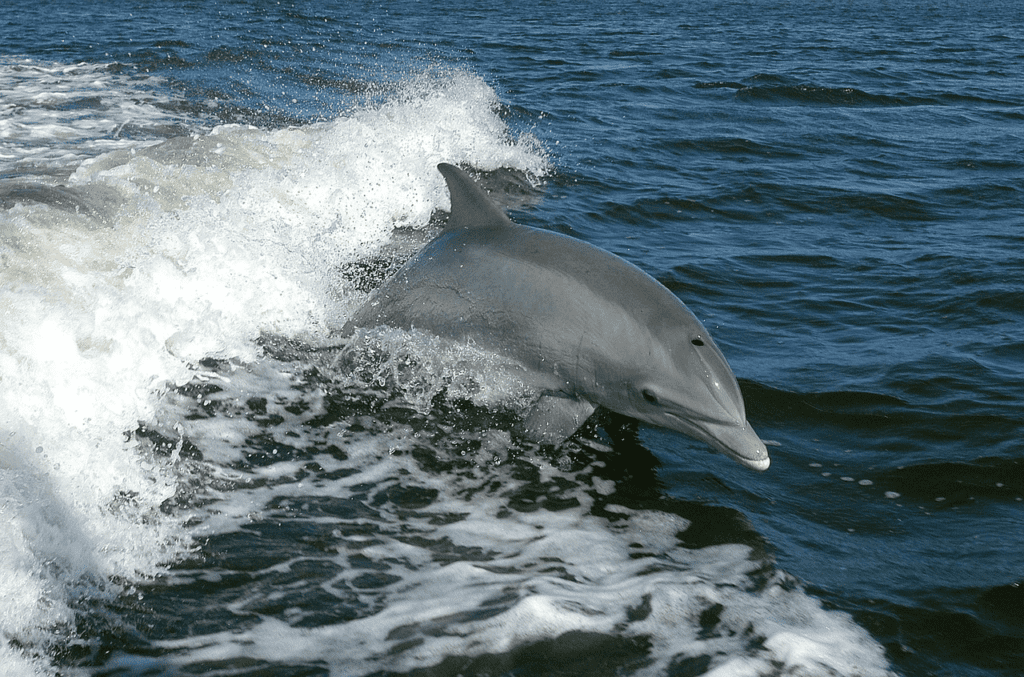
[621, 327, 770, 471]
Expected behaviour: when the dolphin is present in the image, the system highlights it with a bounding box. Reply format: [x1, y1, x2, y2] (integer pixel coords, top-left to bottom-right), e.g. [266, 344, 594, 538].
[342, 163, 770, 471]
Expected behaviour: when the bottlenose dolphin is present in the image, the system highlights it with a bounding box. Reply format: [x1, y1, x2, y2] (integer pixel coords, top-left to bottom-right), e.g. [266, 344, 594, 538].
[343, 163, 770, 471]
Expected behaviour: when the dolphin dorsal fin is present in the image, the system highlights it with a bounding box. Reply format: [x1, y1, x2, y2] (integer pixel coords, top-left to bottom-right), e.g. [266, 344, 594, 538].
[437, 163, 512, 231]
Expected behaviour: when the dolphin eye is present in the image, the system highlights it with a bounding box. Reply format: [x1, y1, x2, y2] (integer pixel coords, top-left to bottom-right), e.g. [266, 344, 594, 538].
[642, 389, 659, 405]
[691, 337, 705, 347]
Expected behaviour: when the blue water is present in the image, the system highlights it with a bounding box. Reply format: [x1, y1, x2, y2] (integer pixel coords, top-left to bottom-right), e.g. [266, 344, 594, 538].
[1, 1, 1022, 676]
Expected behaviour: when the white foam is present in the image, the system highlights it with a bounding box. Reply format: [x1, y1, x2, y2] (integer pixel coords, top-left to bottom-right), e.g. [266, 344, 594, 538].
[127, 352, 893, 677]
[340, 326, 542, 414]
[0, 63, 548, 674]
[147, 467, 893, 676]
[0, 57, 196, 176]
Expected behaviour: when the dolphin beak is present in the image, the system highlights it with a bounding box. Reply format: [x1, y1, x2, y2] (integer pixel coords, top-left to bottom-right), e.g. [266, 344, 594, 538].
[700, 419, 771, 471]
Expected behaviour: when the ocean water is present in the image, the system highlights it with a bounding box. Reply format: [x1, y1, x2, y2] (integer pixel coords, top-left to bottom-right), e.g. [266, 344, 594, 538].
[1, 1, 1022, 676]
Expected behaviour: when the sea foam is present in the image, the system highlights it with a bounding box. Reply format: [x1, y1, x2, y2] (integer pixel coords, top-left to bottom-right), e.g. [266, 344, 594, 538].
[0, 62, 546, 674]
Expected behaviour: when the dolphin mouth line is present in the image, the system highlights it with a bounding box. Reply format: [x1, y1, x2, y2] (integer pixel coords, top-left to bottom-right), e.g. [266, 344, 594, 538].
[663, 412, 771, 471]
[664, 409, 737, 427]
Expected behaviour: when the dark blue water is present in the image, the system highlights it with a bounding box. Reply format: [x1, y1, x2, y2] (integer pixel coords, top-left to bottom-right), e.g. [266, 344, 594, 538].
[2, 1, 1022, 676]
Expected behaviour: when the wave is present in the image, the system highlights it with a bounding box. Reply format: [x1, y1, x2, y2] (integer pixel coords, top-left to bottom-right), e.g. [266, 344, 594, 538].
[694, 79, 915, 106]
[0, 62, 547, 675]
[850, 580, 1024, 676]
[872, 457, 1024, 506]
[597, 183, 942, 227]
[695, 75, 1017, 109]
[744, 383, 1021, 448]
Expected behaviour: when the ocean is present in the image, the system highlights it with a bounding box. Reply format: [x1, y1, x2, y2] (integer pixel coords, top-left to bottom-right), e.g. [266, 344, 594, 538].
[1, 1, 1021, 675]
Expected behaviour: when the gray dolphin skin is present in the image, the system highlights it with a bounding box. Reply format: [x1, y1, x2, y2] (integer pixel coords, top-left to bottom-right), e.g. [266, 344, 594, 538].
[343, 163, 770, 471]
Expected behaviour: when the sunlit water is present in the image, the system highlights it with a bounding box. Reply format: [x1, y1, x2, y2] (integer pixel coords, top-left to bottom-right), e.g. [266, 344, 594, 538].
[1, 1, 1021, 676]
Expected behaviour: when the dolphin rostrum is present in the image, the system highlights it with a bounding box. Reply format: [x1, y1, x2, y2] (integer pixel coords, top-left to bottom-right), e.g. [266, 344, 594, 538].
[343, 163, 770, 471]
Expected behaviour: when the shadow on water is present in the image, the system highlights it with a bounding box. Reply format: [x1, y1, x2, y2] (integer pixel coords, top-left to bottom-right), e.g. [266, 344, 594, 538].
[367, 631, 655, 677]
[846, 583, 1024, 677]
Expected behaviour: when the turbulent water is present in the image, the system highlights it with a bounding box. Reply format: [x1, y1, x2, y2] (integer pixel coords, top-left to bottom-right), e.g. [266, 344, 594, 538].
[1, 1, 1022, 676]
